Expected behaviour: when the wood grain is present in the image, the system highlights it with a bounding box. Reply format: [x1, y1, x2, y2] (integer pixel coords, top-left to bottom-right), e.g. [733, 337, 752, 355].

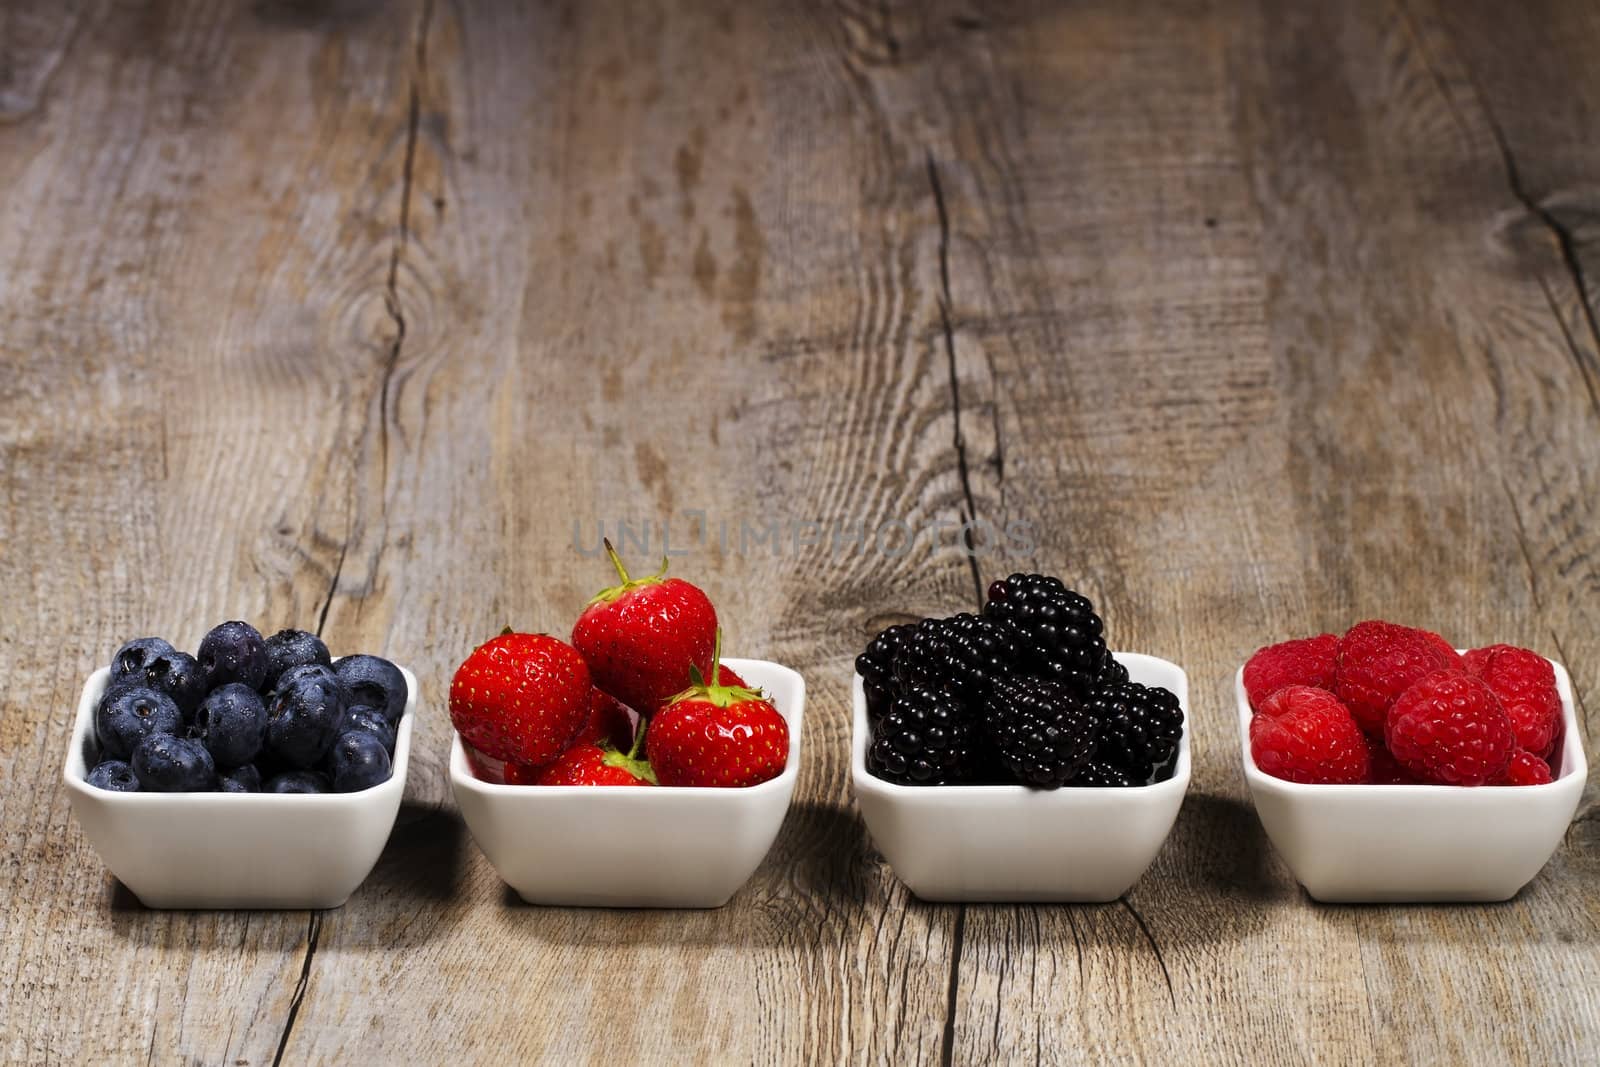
[1, 0, 1597, 1063]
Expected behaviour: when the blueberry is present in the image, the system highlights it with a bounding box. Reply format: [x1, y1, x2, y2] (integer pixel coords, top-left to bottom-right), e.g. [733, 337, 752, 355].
[262, 629, 331, 692]
[337, 704, 397, 756]
[332, 655, 407, 722]
[132, 733, 216, 792]
[198, 620, 269, 691]
[194, 683, 267, 768]
[95, 685, 183, 761]
[218, 764, 262, 793]
[110, 637, 177, 683]
[265, 664, 346, 767]
[86, 759, 140, 792]
[329, 731, 393, 792]
[109, 639, 206, 716]
[265, 770, 330, 794]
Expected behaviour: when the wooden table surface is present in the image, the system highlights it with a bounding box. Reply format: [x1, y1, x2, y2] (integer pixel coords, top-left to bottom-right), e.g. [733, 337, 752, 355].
[4, 0, 1599, 1062]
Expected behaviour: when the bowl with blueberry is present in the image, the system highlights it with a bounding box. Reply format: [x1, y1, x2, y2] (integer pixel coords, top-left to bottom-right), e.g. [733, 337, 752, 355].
[62, 621, 415, 909]
[850, 574, 1191, 902]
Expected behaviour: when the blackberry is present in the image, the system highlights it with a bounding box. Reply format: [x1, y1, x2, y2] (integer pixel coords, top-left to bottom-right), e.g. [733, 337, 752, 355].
[983, 574, 1107, 696]
[868, 684, 981, 785]
[855, 623, 913, 690]
[1096, 655, 1129, 688]
[892, 613, 1021, 704]
[1073, 760, 1136, 788]
[984, 675, 1099, 788]
[856, 623, 915, 721]
[1083, 681, 1184, 783]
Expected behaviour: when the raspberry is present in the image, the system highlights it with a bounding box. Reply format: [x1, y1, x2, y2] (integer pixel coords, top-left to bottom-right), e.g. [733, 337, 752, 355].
[1385, 671, 1515, 785]
[1243, 634, 1338, 709]
[1365, 736, 1416, 784]
[1082, 681, 1184, 782]
[1249, 686, 1369, 784]
[1333, 620, 1463, 734]
[982, 574, 1107, 696]
[983, 676, 1099, 788]
[1469, 646, 1561, 759]
[1496, 749, 1554, 786]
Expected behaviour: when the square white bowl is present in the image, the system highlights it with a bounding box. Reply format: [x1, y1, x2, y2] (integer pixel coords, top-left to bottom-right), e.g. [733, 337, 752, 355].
[852, 652, 1191, 903]
[63, 663, 416, 909]
[1236, 656, 1588, 903]
[450, 657, 804, 908]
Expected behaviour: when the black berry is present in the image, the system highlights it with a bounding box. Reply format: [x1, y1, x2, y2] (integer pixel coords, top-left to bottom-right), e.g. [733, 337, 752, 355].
[868, 684, 981, 785]
[982, 573, 1107, 696]
[892, 613, 1021, 704]
[984, 675, 1099, 788]
[1082, 681, 1184, 783]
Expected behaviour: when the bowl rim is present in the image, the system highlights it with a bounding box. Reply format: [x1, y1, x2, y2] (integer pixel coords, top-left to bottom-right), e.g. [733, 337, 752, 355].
[851, 650, 1192, 799]
[448, 656, 805, 798]
[62, 661, 416, 807]
[1235, 651, 1589, 795]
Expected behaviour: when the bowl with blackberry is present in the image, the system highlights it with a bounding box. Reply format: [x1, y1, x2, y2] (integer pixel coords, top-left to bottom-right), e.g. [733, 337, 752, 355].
[62, 622, 416, 909]
[851, 574, 1191, 902]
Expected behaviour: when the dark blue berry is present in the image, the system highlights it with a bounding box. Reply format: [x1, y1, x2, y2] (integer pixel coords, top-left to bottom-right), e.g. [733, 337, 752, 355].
[110, 637, 176, 684]
[198, 620, 269, 691]
[193, 683, 267, 768]
[96, 685, 183, 761]
[86, 759, 140, 792]
[132, 733, 216, 791]
[266, 770, 330, 794]
[110, 640, 206, 716]
[332, 655, 406, 722]
[218, 764, 262, 793]
[265, 664, 346, 768]
[329, 731, 393, 792]
[262, 629, 331, 692]
[337, 704, 396, 756]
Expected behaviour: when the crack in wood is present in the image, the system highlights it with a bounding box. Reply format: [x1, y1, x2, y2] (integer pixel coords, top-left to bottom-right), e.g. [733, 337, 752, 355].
[938, 904, 965, 1067]
[271, 913, 323, 1067]
[314, 539, 349, 638]
[1118, 898, 1175, 1006]
[926, 152, 985, 609]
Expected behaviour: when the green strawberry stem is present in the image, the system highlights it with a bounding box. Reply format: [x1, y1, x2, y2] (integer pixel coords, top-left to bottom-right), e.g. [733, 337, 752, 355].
[671, 628, 763, 709]
[587, 538, 669, 606]
[601, 723, 657, 784]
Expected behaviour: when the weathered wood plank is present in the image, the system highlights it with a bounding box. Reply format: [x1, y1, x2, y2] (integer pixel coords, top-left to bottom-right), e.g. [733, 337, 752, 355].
[0, 0, 425, 1061]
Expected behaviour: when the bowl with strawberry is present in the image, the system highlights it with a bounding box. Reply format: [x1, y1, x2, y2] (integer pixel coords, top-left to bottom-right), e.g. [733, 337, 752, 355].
[448, 544, 804, 908]
[1238, 621, 1588, 903]
[851, 575, 1192, 903]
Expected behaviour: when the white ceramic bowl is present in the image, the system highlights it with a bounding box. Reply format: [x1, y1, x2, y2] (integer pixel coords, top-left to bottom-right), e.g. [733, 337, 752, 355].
[63, 663, 415, 909]
[450, 657, 804, 908]
[852, 653, 1191, 903]
[1236, 656, 1588, 903]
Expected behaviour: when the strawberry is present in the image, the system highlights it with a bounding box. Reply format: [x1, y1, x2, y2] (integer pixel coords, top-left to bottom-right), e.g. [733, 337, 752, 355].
[529, 737, 655, 786]
[572, 540, 718, 715]
[646, 650, 788, 788]
[448, 632, 591, 767]
[578, 687, 635, 750]
[462, 741, 544, 785]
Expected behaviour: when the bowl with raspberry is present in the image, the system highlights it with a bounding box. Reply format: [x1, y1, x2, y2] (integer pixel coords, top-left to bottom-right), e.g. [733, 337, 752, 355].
[1237, 622, 1587, 903]
[850, 575, 1192, 903]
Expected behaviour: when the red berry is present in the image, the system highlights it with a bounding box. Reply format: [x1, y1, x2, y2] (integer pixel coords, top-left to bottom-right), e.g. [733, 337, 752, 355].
[571, 541, 717, 715]
[1385, 671, 1516, 785]
[575, 687, 635, 750]
[448, 633, 592, 767]
[1243, 634, 1338, 709]
[1334, 620, 1463, 734]
[1466, 646, 1561, 759]
[646, 660, 788, 788]
[1495, 749, 1554, 786]
[529, 741, 655, 786]
[1249, 686, 1369, 784]
[1364, 736, 1417, 784]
